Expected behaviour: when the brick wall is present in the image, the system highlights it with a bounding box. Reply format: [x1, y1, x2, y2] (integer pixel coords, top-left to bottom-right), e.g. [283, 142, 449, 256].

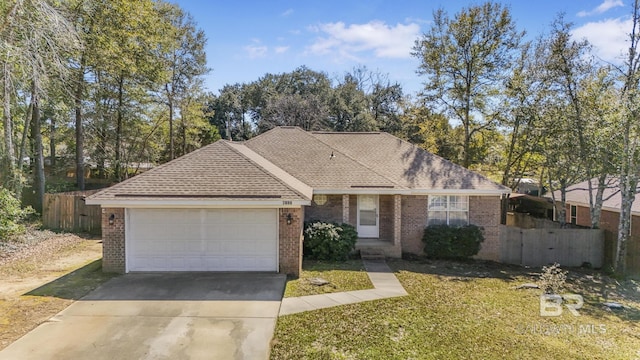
[401, 195, 428, 254]
[577, 205, 591, 227]
[101, 208, 125, 273]
[379, 195, 393, 240]
[279, 207, 303, 277]
[349, 195, 358, 225]
[470, 196, 501, 261]
[305, 195, 343, 223]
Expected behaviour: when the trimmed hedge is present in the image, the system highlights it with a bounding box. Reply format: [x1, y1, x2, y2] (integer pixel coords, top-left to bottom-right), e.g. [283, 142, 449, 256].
[422, 224, 484, 259]
[303, 221, 358, 261]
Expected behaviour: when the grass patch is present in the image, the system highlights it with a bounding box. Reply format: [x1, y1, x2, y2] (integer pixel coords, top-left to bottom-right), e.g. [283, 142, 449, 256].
[0, 236, 111, 350]
[26, 259, 117, 299]
[271, 259, 640, 359]
[0, 259, 116, 350]
[284, 260, 373, 298]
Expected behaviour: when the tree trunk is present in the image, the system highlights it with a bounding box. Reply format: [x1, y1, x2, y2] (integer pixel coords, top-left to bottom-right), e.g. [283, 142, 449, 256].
[181, 103, 187, 156]
[501, 116, 520, 186]
[98, 124, 107, 179]
[590, 174, 608, 229]
[31, 91, 45, 214]
[18, 102, 33, 170]
[559, 183, 568, 228]
[548, 172, 567, 228]
[50, 113, 56, 168]
[615, 173, 636, 274]
[166, 83, 175, 160]
[75, 64, 85, 190]
[615, 0, 640, 276]
[3, 61, 16, 173]
[115, 75, 124, 181]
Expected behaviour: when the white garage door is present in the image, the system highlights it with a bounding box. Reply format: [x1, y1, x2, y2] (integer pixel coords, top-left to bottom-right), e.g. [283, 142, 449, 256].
[127, 208, 278, 272]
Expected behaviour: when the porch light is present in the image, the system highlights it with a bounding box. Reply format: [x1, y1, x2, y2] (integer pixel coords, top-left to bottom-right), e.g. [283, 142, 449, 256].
[286, 213, 293, 225]
[109, 213, 115, 225]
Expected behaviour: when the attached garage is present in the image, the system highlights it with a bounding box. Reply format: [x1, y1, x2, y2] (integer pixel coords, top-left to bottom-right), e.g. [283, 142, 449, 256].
[127, 208, 278, 272]
[86, 140, 312, 276]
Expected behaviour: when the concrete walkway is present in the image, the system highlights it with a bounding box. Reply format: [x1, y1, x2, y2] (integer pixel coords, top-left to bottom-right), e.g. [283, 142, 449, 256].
[279, 260, 408, 316]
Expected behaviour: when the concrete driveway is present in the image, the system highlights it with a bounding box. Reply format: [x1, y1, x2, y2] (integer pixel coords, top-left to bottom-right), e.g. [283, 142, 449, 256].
[0, 273, 286, 360]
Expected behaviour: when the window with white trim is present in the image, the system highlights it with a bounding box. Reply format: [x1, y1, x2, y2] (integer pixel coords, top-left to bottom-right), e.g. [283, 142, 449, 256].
[428, 195, 469, 226]
[570, 205, 577, 225]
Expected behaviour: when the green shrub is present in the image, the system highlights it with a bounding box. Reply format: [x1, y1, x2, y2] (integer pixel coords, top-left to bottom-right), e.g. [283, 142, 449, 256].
[303, 222, 358, 261]
[0, 187, 34, 239]
[422, 224, 484, 259]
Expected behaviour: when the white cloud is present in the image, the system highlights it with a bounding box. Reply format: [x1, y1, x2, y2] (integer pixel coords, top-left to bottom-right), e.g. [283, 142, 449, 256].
[244, 43, 268, 58]
[307, 21, 421, 60]
[572, 17, 631, 62]
[577, 0, 623, 17]
[275, 46, 290, 54]
[281, 8, 294, 17]
[404, 17, 431, 25]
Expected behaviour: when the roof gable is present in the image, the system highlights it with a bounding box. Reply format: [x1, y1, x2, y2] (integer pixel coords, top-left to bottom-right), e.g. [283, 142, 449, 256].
[245, 127, 401, 190]
[87, 140, 311, 203]
[246, 127, 508, 193]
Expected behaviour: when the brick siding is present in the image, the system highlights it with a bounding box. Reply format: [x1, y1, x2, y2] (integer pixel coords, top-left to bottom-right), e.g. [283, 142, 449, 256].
[379, 195, 394, 240]
[470, 196, 501, 261]
[401, 195, 428, 254]
[101, 208, 126, 273]
[305, 195, 343, 223]
[279, 207, 304, 277]
[95, 195, 502, 275]
[349, 195, 358, 225]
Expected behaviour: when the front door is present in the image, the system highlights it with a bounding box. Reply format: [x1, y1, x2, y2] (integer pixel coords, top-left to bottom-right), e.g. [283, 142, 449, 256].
[357, 195, 379, 238]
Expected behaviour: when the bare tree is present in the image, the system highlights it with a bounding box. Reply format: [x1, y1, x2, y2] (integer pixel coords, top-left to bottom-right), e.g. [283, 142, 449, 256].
[614, 0, 640, 274]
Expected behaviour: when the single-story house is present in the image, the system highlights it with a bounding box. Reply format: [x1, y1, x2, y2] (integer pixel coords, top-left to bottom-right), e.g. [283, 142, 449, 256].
[555, 178, 640, 274]
[86, 127, 510, 276]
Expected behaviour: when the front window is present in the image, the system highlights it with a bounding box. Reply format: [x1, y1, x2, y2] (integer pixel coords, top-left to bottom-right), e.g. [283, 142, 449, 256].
[570, 205, 577, 225]
[428, 195, 469, 226]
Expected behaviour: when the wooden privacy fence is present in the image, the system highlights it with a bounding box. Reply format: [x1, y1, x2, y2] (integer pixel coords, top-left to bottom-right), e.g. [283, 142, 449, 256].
[43, 190, 102, 234]
[500, 225, 604, 268]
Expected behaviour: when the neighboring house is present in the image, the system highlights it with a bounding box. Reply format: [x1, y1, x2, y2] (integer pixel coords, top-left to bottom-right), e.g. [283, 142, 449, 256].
[86, 127, 509, 276]
[554, 179, 640, 274]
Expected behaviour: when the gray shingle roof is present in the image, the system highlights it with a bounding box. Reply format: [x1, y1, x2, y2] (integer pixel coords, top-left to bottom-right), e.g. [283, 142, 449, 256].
[88, 126, 508, 204]
[246, 127, 508, 192]
[245, 127, 399, 190]
[553, 177, 640, 215]
[87, 140, 311, 202]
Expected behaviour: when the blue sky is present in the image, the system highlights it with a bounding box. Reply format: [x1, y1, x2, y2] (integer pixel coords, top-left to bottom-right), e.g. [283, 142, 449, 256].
[173, 0, 632, 96]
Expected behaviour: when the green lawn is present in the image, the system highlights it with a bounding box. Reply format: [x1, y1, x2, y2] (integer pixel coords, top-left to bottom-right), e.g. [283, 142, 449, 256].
[284, 260, 373, 298]
[271, 259, 640, 359]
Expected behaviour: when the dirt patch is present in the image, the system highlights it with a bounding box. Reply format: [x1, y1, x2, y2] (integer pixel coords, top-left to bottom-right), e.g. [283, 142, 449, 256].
[0, 231, 110, 350]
